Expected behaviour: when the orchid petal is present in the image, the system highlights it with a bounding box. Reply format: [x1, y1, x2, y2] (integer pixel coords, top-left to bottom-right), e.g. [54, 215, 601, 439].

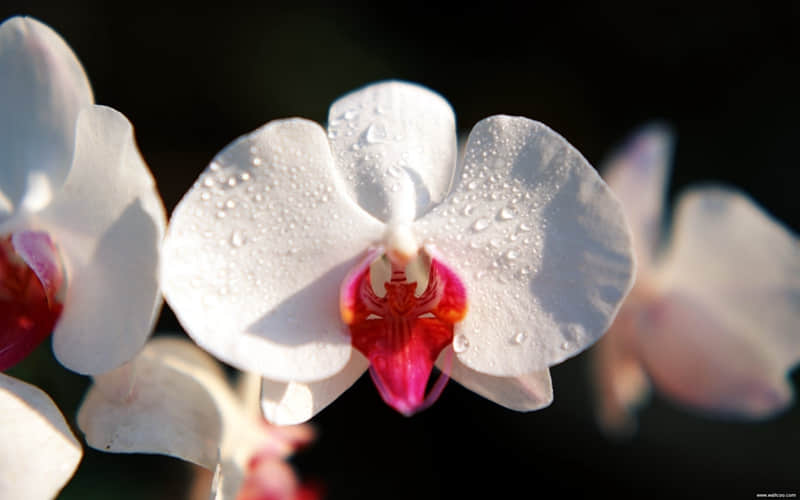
[37, 105, 165, 374]
[643, 188, 800, 417]
[327, 81, 457, 223]
[417, 116, 635, 376]
[590, 305, 652, 435]
[77, 337, 231, 468]
[261, 351, 368, 425]
[637, 291, 793, 417]
[439, 350, 553, 411]
[0, 16, 93, 217]
[0, 373, 82, 500]
[162, 118, 383, 382]
[602, 124, 672, 270]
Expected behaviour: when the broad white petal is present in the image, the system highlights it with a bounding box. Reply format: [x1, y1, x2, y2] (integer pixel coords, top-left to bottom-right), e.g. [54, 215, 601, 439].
[439, 351, 553, 411]
[644, 187, 800, 416]
[0, 16, 93, 216]
[637, 291, 793, 417]
[261, 351, 369, 425]
[327, 80, 457, 223]
[0, 373, 82, 500]
[162, 118, 384, 382]
[417, 116, 635, 376]
[77, 337, 234, 468]
[602, 124, 672, 270]
[37, 105, 166, 374]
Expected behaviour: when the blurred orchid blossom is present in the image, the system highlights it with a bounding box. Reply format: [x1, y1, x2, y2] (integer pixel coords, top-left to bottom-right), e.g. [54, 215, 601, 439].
[78, 337, 318, 500]
[0, 15, 166, 497]
[592, 125, 800, 436]
[162, 80, 635, 422]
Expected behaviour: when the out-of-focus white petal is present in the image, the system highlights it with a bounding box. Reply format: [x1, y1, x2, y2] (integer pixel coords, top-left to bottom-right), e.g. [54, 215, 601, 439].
[602, 124, 672, 270]
[78, 337, 232, 468]
[162, 118, 384, 382]
[261, 351, 368, 425]
[37, 105, 165, 374]
[0, 373, 82, 500]
[0, 16, 93, 216]
[417, 116, 635, 376]
[590, 299, 652, 436]
[327, 81, 457, 223]
[637, 291, 793, 417]
[439, 350, 553, 411]
[643, 187, 800, 416]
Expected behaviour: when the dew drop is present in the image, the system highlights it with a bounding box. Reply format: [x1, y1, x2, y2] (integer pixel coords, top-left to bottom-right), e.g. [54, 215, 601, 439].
[472, 218, 490, 232]
[512, 332, 526, 345]
[453, 334, 470, 353]
[519, 223, 531, 232]
[561, 341, 570, 350]
[231, 231, 245, 247]
[463, 204, 474, 216]
[506, 249, 518, 260]
[365, 122, 388, 143]
[203, 177, 215, 187]
[252, 157, 262, 166]
[499, 207, 514, 220]
[343, 109, 358, 120]
[200, 192, 210, 201]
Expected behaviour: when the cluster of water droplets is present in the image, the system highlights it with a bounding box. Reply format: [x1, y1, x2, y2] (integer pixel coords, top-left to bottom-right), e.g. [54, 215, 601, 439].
[414, 119, 587, 356]
[182, 134, 362, 308]
[326, 104, 419, 221]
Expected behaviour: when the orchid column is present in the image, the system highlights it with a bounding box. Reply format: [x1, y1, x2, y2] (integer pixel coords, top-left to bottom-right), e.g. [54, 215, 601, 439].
[162, 81, 635, 423]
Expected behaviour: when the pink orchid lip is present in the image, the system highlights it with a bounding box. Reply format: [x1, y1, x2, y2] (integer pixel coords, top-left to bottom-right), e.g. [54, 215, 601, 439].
[340, 247, 467, 416]
[0, 230, 65, 371]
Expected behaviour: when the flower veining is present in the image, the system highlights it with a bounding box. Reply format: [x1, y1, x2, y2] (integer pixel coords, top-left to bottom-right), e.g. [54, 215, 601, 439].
[341, 240, 467, 415]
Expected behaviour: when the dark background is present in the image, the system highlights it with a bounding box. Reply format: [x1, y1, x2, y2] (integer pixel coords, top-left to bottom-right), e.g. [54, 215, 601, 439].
[3, 3, 798, 499]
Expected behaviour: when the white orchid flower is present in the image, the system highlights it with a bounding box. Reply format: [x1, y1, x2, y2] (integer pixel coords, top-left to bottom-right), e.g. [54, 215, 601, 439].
[78, 336, 317, 500]
[591, 125, 800, 436]
[0, 15, 166, 497]
[162, 80, 635, 422]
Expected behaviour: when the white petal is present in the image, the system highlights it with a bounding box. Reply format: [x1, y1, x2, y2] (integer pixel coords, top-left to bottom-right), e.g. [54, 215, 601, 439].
[644, 187, 800, 416]
[0, 373, 82, 500]
[0, 16, 93, 216]
[637, 291, 793, 417]
[440, 351, 553, 411]
[37, 105, 166, 374]
[261, 351, 368, 425]
[327, 80, 457, 223]
[417, 116, 635, 376]
[77, 337, 234, 468]
[162, 118, 384, 382]
[602, 124, 672, 270]
[589, 300, 652, 436]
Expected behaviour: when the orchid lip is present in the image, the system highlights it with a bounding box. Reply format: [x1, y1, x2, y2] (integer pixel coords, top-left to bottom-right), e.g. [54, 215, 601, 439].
[340, 245, 467, 415]
[0, 230, 65, 371]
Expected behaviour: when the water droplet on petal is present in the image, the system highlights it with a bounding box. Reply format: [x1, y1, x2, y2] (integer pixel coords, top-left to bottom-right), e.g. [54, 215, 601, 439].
[561, 341, 570, 350]
[365, 122, 388, 143]
[231, 231, 245, 247]
[453, 334, 470, 353]
[472, 218, 490, 232]
[499, 207, 514, 220]
[512, 332, 526, 345]
[467, 180, 479, 190]
[506, 250, 518, 260]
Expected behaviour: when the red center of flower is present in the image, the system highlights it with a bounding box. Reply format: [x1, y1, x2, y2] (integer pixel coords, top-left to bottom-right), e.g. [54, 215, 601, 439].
[0, 231, 64, 371]
[340, 248, 467, 415]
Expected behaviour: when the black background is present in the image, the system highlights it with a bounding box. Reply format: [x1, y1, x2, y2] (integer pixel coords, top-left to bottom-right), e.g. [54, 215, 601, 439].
[3, 3, 798, 499]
